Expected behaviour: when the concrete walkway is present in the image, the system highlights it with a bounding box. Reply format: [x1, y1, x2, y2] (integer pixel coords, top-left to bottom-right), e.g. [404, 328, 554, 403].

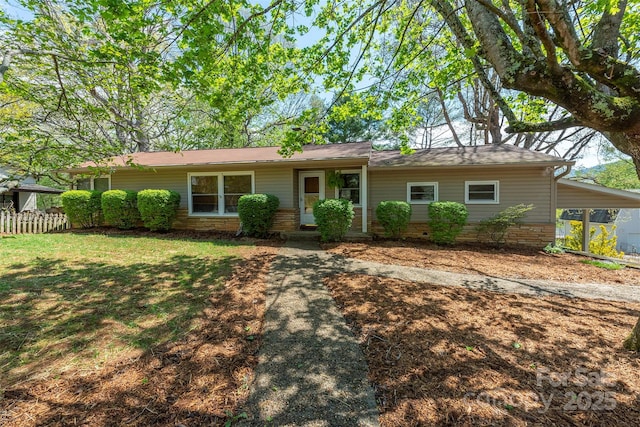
[240, 241, 379, 426]
[241, 241, 640, 426]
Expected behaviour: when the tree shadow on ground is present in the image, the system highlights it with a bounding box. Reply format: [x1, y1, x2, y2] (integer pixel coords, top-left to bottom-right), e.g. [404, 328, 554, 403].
[325, 272, 640, 426]
[0, 248, 276, 426]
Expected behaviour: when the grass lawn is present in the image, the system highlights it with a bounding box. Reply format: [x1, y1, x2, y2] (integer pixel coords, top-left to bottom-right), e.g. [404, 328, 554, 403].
[0, 231, 275, 426]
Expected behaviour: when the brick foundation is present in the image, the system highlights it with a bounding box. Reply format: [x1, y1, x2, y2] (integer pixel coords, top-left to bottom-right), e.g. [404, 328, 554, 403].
[371, 222, 556, 248]
[172, 208, 298, 233]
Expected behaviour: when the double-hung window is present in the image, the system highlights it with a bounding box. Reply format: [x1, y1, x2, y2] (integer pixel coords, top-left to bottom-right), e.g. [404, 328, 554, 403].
[465, 180, 499, 204]
[75, 176, 111, 191]
[336, 172, 361, 205]
[407, 182, 438, 204]
[188, 172, 254, 215]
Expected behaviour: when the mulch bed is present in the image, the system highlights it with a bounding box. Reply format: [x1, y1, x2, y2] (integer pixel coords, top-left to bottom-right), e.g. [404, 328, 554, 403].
[325, 273, 640, 426]
[324, 240, 640, 285]
[0, 247, 276, 427]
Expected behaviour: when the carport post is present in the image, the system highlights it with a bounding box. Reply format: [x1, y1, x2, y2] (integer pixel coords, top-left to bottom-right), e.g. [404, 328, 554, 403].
[582, 208, 591, 252]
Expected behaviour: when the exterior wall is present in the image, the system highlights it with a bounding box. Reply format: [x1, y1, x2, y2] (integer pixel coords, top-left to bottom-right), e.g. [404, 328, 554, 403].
[616, 209, 640, 253]
[110, 166, 294, 209]
[371, 221, 555, 247]
[557, 184, 640, 208]
[369, 166, 555, 224]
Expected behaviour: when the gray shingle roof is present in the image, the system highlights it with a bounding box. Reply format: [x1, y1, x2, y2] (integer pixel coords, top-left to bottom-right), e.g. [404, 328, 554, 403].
[369, 144, 571, 168]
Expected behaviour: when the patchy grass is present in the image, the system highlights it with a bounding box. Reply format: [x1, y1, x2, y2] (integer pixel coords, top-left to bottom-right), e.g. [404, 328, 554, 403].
[326, 274, 640, 426]
[0, 231, 276, 426]
[580, 259, 624, 270]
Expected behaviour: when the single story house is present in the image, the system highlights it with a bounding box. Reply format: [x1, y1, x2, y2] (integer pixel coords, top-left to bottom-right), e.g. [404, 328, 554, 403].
[0, 167, 64, 212]
[66, 142, 640, 246]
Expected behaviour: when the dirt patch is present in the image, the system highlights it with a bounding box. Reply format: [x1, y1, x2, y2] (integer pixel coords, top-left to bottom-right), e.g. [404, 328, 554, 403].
[0, 247, 276, 427]
[324, 241, 640, 285]
[325, 273, 640, 426]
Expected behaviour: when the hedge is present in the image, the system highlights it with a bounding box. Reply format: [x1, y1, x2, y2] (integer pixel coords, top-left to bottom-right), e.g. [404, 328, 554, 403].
[376, 201, 412, 238]
[137, 189, 180, 231]
[61, 190, 103, 228]
[237, 193, 280, 238]
[101, 189, 140, 230]
[427, 201, 468, 245]
[313, 198, 354, 242]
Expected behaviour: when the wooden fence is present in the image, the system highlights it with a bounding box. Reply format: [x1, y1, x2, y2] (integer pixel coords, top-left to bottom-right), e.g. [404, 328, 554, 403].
[0, 211, 69, 234]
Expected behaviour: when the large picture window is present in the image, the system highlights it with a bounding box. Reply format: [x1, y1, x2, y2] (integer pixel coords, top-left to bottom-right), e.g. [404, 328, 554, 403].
[407, 182, 438, 204]
[188, 172, 254, 215]
[465, 180, 499, 204]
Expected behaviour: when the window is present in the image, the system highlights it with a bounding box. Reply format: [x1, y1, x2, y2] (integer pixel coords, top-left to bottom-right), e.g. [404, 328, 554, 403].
[75, 176, 111, 191]
[465, 180, 499, 204]
[334, 171, 361, 205]
[407, 182, 438, 204]
[188, 172, 254, 215]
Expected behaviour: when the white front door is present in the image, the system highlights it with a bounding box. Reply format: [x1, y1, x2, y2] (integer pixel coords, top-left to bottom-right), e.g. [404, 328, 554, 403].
[299, 171, 325, 225]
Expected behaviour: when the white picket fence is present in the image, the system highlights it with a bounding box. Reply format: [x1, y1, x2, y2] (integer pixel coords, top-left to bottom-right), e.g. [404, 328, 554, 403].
[0, 211, 69, 234]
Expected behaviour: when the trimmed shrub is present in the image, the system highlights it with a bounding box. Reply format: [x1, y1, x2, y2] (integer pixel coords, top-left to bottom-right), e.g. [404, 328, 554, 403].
[427, 201, 468, 245]
[376, 201, 412, 238]
[238, 194, 280, 237]
[61, 190, 103, 228]
[137, 189, 180, 231]
[476, 203, 534, 247]
[101, 190, 140, 230]
[313, 198, 355, 242]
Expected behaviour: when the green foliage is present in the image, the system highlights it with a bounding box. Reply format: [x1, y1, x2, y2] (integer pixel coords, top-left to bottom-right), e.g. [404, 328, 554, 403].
[376, 201, 412, 238]
[237, 194, 280, 238]
[61, 190, 103, 228]
[427, 201, 468, 245]
[543, 243, 564, 254]
[137, 189, 180, 232]
[565, 221, 624, 258]
[580, 259, 623, 270]
[313, 198, 355, 242]
[101, 190, 139, 230]
[575, 160, 640, 189]
[476, 204, 534, 247]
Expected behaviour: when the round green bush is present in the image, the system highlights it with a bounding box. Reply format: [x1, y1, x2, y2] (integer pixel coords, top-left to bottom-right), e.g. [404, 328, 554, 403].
[101, 190, 140, 229]
[238, 194, 280, 237]
[376, 201, 412, 238]
[61, 190, 103, 228]
[428, 201, 468, 245]
[313, 198, 355, 242]
[137, 189, 180, 231]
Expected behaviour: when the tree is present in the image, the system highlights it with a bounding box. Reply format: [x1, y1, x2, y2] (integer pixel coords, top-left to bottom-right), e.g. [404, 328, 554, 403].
[576, 160, 640, 189]
[324, 93, 384, 143]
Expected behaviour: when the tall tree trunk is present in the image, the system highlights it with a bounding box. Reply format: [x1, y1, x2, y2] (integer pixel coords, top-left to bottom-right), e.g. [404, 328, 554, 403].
[624, 317, 640, 351]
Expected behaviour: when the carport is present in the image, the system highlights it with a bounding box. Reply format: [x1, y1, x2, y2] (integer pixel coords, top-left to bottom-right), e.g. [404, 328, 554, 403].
[557, 178, 640, 253]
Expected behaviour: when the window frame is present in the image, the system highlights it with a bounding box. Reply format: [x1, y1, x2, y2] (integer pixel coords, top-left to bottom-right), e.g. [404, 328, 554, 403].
[465, 180, 499, 204]
[406, 181, 438, 205]
[187, 171, 255, 216]
[333, 169, 362, 206]
[75, 175, 111, 191]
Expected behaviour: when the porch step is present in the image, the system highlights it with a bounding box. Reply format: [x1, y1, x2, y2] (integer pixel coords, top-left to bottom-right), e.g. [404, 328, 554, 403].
[281, 230, 373, 242]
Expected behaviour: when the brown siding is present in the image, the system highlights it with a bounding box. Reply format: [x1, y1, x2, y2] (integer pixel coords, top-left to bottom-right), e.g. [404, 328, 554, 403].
[557, 184, 640, 208]
[369, 167, 554, 223]
[110, 165, 295, 209]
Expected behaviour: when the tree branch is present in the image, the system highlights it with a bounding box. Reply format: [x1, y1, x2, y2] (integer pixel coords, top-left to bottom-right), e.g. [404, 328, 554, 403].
[505, 117, 582, 133]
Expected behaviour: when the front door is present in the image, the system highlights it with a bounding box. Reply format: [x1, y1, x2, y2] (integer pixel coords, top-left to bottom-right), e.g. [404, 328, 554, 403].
[299, 171, 325, 225]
